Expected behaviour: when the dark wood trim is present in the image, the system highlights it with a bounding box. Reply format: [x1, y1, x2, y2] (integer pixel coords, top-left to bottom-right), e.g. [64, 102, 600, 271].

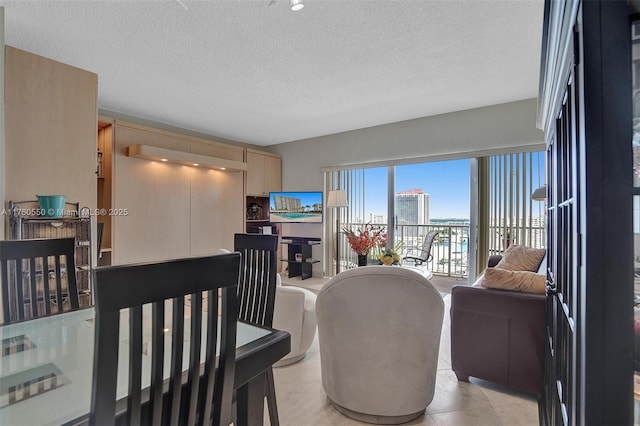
[581, 1, 634, 423]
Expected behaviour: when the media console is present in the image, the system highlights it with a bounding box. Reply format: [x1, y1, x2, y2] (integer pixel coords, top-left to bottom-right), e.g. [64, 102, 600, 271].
[280, 236, 321, 280]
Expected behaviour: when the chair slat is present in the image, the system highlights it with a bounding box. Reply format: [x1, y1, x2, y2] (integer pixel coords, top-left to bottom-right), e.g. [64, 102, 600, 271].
[89, 311, 120, 426]
[186, 293, 202, 426]
[200, 290, 219, 424]
[150, 301, 165, 425]
[0, 261, 10, 323]
[214, 287, 238, 424]
[42, 256, 51, 316]
[28, 257, 38, 317]
[168, 296, 185, 426]
[15, 259, 25, 321]
[54, 255, 64, 314]
[127, 306, 143, 426]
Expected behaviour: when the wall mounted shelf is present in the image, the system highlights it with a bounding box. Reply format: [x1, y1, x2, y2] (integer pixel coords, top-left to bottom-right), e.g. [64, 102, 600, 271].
[127, 144, 247, 171]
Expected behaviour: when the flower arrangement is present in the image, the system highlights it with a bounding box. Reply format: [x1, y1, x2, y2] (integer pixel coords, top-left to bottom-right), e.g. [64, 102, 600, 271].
[342, 223, 385, 255]
[376, 233, 403, 265]
[378, 248, 401, 265]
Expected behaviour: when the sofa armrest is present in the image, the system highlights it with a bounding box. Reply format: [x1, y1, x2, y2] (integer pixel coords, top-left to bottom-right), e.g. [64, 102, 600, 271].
[451, 284, 545, 321]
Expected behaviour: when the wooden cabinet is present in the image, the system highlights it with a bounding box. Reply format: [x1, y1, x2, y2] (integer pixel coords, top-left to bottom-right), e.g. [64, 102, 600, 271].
[246, 149, 281, 196]
[4, 46, 97, 234]
[97, 119, 114, 266]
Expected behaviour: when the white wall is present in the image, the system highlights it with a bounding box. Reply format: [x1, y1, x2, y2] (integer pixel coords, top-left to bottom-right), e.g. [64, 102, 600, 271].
[270, 98, 543, 190]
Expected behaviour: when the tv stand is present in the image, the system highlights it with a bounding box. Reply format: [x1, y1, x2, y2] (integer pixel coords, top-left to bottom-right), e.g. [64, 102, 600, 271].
[280, 236, 321, 280]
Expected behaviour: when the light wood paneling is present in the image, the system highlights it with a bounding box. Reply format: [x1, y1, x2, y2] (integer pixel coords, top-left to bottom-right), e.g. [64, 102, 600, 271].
[246, 149, 281, 196]
[112, 122, 245, 264]
[246, 150, 266, 196]
[115, 120, 243, 162]
[190, 168, 244, 254]
[0, 10, 5, 241]
[112, 125, 191, 264]
[4, 46, 97, 215]
[264, 154, 282, 193]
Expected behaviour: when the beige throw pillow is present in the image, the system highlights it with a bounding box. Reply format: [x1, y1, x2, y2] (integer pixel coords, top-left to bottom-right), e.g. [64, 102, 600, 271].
[496, 244, 546, 272]
[482, 267, 546, 294]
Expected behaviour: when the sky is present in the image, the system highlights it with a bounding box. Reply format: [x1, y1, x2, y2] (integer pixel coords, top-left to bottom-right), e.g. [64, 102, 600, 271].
[364, 159, 471, 219]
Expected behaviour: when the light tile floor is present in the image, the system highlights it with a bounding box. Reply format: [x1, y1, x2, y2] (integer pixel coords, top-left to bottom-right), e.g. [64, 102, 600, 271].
[272, 276, 539, 426]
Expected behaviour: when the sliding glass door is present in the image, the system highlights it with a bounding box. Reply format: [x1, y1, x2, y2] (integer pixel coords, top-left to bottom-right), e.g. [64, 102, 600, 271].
[326, 153, 544, 279]
[395, 161, 470, 276]
[326, 160, 471, 277]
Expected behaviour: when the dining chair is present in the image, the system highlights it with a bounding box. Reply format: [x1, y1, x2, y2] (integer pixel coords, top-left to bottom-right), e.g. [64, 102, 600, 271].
[89, 253, 240, 426]
[0, 237, 79, 324]
[403, 231, 439, 266]
[233, 233, 280, 426]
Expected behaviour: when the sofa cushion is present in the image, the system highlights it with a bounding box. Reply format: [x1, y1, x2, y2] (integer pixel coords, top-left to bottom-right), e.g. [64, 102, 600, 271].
[481, 267, 546, 294]
[496, 245, 546, 272]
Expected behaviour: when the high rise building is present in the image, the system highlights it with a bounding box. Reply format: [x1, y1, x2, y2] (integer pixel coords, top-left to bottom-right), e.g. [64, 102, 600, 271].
[367, 213, 386, 224]
[273, 195, 302, 211]
[395, 189, 430, 225]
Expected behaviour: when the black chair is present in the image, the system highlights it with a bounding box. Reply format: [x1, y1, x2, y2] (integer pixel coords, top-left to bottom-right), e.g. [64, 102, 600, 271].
[90, 253, 240, 426]
[233, 233, 280, 426]
[0, 237, 79, 324]
[403, 231, 439, 266]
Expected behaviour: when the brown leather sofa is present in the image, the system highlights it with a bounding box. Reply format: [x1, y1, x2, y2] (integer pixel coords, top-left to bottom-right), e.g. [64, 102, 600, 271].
[450, 255, 546, 395]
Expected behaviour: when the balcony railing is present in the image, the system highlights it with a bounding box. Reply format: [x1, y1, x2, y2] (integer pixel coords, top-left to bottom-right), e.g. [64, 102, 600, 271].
[340, 223, 546, 278]
[396, 224, 470, 277]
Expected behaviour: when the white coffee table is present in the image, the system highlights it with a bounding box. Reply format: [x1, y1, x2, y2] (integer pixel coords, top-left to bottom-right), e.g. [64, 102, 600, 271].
[401, 265, 434, 280]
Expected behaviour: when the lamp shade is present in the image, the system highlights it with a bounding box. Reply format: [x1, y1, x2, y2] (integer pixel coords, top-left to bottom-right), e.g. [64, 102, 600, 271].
[326, 190, 349, 208]
[531, 185, 547, 201]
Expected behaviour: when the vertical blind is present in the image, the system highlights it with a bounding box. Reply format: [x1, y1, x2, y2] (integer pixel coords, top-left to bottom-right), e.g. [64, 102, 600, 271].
[325, 169, 367, 276]
[484, 152, 546, 259]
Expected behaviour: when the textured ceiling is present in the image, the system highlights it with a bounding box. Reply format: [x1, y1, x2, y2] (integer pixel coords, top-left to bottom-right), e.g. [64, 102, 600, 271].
[1, 0, 544, 146]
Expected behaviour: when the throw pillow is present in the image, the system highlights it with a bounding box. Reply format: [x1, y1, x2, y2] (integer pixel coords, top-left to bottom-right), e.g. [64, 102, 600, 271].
[482, 267, 546, 294]
[496, 244, 546, 272]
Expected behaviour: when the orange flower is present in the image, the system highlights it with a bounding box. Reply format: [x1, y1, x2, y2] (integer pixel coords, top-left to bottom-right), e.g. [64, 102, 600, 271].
[342, 223, 385, 255]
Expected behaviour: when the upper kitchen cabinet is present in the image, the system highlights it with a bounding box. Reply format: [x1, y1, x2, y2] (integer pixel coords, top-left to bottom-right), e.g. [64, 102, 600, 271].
[246, 149, 282, 196]
[4, 46, 97, 233]
[0, 46, 98, 240]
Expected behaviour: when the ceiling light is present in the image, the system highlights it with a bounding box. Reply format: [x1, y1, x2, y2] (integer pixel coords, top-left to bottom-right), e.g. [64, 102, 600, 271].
[291, 0, 304, 11]
[193, 163, 199, 167]
[220, 167, 226, 170]
[161, 158, 168, 162]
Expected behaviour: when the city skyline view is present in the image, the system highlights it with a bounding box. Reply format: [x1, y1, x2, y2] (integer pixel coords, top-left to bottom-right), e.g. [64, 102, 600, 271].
[357, 152, 545, 223]
[364, 159, 471, 220]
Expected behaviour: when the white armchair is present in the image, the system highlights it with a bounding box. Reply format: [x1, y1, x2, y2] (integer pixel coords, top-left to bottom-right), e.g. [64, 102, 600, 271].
[316, 266, 444, 424]
[272, 274, 317, 366]
[216, 249, 317, 366]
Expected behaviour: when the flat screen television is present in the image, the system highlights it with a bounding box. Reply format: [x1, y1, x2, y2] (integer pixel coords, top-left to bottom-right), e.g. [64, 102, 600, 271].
[269, 191, 323, 223]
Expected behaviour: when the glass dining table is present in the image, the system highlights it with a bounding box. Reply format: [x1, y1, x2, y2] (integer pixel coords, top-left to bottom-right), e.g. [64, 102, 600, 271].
[0, 307, 290, 425]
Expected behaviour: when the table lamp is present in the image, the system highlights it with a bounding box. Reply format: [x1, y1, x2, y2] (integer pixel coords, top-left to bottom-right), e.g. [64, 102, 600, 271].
[326, 190, 349, 275]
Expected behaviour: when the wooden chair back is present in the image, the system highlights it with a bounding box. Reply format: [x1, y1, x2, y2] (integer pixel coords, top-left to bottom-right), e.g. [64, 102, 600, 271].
[89, 253, 240, 426]
[234, 233, 279, 327]
[0, 237, 79, 324]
